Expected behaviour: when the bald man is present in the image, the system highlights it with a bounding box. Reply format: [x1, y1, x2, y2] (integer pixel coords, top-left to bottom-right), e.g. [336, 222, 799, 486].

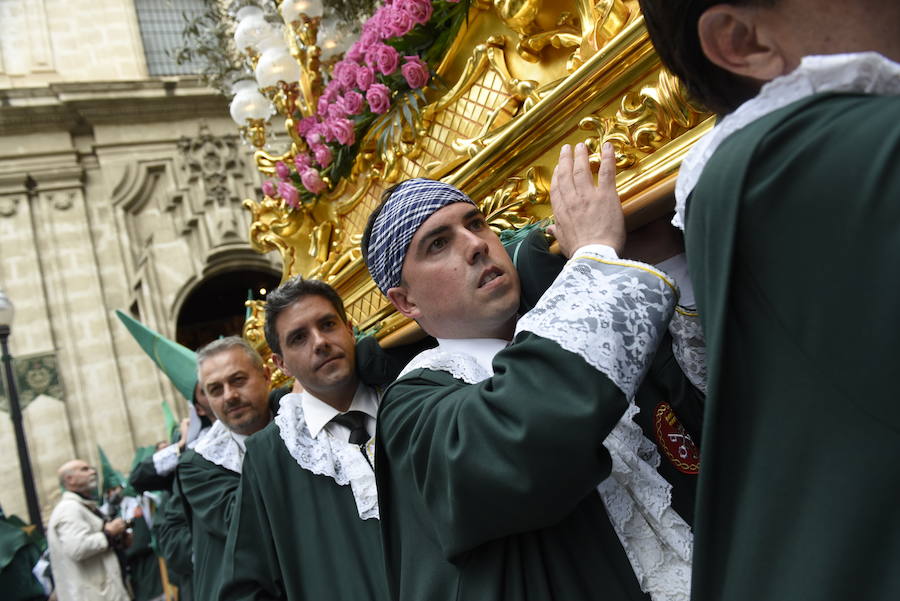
[47, 459, 130, 601]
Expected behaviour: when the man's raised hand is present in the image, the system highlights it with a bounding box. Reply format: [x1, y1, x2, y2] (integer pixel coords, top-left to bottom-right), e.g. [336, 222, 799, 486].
[548, 141, 625, 258]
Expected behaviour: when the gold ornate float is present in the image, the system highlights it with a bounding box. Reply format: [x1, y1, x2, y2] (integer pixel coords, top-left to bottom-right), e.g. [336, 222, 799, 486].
[240, 0, 712, 380]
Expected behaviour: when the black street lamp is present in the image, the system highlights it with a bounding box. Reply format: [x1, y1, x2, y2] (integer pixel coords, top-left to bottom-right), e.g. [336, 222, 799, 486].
[0, 289, 44, 535]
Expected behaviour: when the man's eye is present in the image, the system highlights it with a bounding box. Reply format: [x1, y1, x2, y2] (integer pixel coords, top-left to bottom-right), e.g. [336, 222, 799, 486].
[429, 237, 447, 252]
[469, 219, 485, 231]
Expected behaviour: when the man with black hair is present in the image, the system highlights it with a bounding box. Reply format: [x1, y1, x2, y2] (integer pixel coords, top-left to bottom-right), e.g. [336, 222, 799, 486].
[637, 1, 900, 600]
[219, 277, 392, 601]
[363, 143, 700, 601]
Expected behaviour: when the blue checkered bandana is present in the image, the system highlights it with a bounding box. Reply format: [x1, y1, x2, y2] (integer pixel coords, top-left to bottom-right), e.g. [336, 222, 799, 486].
[366, 178, 476, 294]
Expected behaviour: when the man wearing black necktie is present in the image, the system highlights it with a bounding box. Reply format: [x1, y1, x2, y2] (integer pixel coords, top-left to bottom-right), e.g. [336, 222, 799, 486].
[219, 277, 390, 601]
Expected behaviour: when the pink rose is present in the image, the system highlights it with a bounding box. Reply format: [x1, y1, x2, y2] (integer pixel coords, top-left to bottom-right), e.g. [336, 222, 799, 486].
[398, 0, 432, 25]
[328, 101, 348, 121]
[296, 116, 318, 137]
[274, 160, 291, 181]
[301, 168, 327, 194]
[340, 91, 364, 115]
[306, 122, 325, 146]
[333, 60, 358, 90]
[313, 144, 333, 168]
[356, 65, 376, 91]
[401, 56, 429, 88]
[262, 180, 277, 197]
[346, 41, 365, 62]
[366, 83, 391, 114]
[381, 6, 414, 38]
[278, 181, 300, 208]
[294, 153, 311, 172]
[327, 117, 355, 146]
[366, 43, 399, 76]
[317, 95, 331, 117]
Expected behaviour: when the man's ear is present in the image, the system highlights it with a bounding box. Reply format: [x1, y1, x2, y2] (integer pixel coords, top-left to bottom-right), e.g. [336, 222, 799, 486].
[698, 5, 787, 82]
[386, 285, 421, 320]
[271, 353, 286, 375]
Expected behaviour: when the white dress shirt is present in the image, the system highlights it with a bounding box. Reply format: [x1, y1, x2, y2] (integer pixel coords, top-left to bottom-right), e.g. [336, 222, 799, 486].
[301, 383, 379, 442]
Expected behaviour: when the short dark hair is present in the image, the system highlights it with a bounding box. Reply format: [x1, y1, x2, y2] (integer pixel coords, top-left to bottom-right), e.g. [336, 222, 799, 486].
[361, 182, 403, 274]
[638, 0, 776, 115]
[264, 277, 348, 355]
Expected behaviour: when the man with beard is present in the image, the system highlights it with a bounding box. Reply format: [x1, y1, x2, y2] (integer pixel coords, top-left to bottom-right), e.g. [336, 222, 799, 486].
[165, 337, 272, 601]
[47, 460, 130, 601]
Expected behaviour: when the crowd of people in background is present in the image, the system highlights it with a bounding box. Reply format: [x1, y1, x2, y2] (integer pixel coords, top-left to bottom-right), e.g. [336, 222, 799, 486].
[5, 0, 899, 599]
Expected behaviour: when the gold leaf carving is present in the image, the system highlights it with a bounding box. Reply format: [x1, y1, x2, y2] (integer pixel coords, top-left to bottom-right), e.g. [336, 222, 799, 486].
[478, 166, 549, 233]
[578, 69, 708, 169]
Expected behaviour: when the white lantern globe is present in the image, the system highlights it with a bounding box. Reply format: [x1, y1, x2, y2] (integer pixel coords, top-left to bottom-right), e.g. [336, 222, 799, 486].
[280, 0, 324, 22]
[317, 19, 353, 60]
[255, 36, 301, 88]
[229, 80, 275, 125]
[234, 6, 275, 53]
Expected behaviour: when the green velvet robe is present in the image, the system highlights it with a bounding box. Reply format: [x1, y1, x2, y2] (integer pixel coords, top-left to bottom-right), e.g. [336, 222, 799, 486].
[685, 93, 900, 601]
[153, 490, 194, 601]
[219, 409, 390, 601]
[125, 513, 163, 601]
[376, 332, 650, 601]
[171, 449, 240, 601]
[0, 518, 45, 601]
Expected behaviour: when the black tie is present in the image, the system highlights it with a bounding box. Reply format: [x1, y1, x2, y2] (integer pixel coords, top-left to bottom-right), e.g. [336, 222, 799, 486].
[331, 411, 371, 446]
[331, 411, 373, 469]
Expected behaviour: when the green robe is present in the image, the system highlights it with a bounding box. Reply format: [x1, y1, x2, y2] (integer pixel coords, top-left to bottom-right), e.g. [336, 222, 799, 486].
[154, 490, 194, 601]
[0, 518, 45, 601]
[219, 399, 390, 601]
[171, 448, 240, 601]
[125, 512, 163, 601]
[376, 251, 681, 601]
[685, 92, 900, 601]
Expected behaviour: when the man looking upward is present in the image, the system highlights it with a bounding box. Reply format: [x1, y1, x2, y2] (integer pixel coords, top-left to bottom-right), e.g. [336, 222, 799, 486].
[167, 336, 273, 601]
[637, 1, 900, 600]
[219, 278, 390, 601]
[363, 143, 692, 601]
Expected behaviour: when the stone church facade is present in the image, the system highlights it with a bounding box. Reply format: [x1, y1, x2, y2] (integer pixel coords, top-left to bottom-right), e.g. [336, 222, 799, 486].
[0, 0, 279, 521]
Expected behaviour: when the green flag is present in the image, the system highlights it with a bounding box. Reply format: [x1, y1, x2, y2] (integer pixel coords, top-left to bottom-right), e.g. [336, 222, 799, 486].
[97, 445, 126, 493]
[161, 400, 178, 441]
[115, 310, 197, 402]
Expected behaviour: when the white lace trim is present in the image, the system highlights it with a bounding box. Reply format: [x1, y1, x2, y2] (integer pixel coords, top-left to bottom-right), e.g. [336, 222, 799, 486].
[152, 444, 180, 476]
[515, 251, 677, 399]
[598, 403, 693, 601]
[674, 52, 900, 229]
[194, 420, 244, 474]
[669, 309, 707, 394]
[275, 393, 379, 520]
[399, 348, 492, 383]
[405, 350, 693, 601]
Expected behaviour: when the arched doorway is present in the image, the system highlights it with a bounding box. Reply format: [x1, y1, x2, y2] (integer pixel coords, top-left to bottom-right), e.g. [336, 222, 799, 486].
[176, 269, 280, 350]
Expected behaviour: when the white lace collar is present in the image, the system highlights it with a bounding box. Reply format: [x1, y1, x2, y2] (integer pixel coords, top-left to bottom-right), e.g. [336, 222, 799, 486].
[674, 52, 900, 230]
[194, 420, 245, 474]
[302, 384, 379, 439]
[400, 338, 507, 384]
[275, 392, 379, 520]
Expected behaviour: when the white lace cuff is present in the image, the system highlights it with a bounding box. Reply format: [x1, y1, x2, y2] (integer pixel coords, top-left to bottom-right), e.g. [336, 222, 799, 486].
[515, 251, 677, 398]
[194, 420, 244, 474]
[152, 444, 180, 476]
[669, 309, 707, 394]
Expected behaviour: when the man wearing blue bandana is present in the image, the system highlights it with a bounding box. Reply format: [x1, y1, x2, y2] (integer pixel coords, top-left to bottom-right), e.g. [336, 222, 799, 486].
[363, 143, 698, 601]
[637, 2, 900, 601]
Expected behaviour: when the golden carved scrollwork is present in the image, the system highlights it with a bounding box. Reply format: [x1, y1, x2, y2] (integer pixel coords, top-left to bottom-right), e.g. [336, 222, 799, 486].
[578, 69, 708, 169]
[243, 196, 303, 280]
[478, 166, 550, 233]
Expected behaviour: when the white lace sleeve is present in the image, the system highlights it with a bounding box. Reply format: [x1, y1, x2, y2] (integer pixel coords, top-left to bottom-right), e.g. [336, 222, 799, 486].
[152, 444, 180, 476]
[669, 308, 707, 394]
[515, 251, 677, 398]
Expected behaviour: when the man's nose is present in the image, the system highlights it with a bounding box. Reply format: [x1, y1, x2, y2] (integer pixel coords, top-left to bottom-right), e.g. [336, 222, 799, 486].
[311, 329, 330, 352]
[462, 229, 489, 264]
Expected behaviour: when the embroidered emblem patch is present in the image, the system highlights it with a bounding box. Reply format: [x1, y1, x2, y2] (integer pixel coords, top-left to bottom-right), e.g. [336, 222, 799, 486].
[654, 402, 700, 474]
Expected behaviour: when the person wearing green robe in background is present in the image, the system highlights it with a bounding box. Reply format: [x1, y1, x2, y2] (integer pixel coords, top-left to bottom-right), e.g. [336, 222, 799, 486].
[220, 278, 418, 601]
[637, 2, 900, 600]
[361, 145, 696, 601]
[0, 514, 46, 601]
[167, 336, 273, 601]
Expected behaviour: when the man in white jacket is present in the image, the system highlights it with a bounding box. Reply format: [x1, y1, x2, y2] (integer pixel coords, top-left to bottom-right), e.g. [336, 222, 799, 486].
[47, 459, 130, 601]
